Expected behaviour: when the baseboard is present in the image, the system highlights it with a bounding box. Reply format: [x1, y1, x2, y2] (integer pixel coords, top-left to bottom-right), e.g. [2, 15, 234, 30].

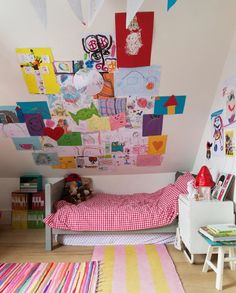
[0, 210, 12, 225]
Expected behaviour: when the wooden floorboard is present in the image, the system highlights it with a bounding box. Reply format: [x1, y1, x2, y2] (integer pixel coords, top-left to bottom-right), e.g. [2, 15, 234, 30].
[0, 228, 236, 292]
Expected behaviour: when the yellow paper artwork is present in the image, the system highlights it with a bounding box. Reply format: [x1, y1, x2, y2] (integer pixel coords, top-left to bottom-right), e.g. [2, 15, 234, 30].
[16, 48, 60, 94]
[87, 115, 111, 131]
[148, 135, 168, 155]
[51, 156, 77, 169]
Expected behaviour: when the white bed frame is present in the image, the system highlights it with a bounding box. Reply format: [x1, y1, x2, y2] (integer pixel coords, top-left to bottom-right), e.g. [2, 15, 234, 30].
[45, 178, 178, 251]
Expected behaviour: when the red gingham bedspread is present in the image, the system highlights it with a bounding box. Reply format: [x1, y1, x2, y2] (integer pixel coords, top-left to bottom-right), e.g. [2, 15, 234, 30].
[44, 184, 184, 231]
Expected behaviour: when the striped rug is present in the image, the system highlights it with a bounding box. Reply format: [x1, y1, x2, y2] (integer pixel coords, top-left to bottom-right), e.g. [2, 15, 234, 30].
[92, 244, 184, 293]
[0, 261, 99, 293]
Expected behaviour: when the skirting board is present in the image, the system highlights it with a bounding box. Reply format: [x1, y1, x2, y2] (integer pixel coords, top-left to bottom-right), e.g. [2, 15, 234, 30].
[0, 210, 11, 225]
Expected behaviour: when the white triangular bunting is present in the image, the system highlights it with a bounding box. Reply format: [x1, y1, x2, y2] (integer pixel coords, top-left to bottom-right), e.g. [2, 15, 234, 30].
[30, 0, 47, 28]
[67, 0, 86, 25]
[88, 0, 104, 27]
[126, 0, 144, 28]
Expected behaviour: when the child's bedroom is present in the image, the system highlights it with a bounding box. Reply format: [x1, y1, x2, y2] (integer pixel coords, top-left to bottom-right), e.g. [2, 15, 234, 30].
[1, 0, 236, 292]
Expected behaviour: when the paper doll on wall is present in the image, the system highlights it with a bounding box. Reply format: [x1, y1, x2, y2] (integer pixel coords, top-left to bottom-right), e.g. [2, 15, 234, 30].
[211, 110, 224, 155]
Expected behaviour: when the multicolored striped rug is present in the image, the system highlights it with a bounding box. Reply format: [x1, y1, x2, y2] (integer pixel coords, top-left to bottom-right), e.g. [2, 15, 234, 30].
[92, 244, 184, 293]
[0, 261, 99, 293]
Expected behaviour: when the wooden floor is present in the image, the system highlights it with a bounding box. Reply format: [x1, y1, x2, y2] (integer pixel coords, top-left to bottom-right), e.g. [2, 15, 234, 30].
[0, 227, 236, 292]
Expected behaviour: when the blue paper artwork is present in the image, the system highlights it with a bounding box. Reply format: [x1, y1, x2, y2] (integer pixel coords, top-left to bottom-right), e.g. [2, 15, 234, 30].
[12, 137, 42, 151]
[167, 0, 177, 11]
[32, 152, 59, 166]
[154, 95, 186, 115]
[114, 65, 161, 97]
[0, 106, 19, 124]
[16, 101, 51, 119]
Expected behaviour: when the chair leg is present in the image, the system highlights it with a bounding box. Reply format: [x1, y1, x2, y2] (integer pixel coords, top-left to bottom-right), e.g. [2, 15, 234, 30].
[216, 247, 225, 291]
[202, 245, 214, 273]
[229, 247, 236, 271]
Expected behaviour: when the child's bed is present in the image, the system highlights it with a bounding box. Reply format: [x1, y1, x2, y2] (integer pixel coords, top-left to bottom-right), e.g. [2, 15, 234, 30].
[44, 172, 195, 250]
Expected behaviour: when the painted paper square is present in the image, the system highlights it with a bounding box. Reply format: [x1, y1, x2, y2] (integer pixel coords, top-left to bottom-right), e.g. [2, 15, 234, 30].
[148, 135, 167, 155]
[142, 114, 163, 136]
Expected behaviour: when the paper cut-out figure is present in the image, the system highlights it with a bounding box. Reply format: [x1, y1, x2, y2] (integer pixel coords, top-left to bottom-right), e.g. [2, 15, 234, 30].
[69, 103, 100, 125]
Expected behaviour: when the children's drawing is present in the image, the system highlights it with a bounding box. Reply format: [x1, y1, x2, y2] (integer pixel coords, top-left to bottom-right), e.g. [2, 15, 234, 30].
[115, 12, 154, 67]
[98, 98, 127, 116]
[47, 95, 68, 118]
[1, 123, 30, 138]
[76, 156, 85, 168]
[206, 141, 213, 159]
[136, 154, 163, 166]
[114, 65, 161, 97]
[94, 73, 115, 99]
[40, 136, 58, 150]
[24, 114, 45, 136]
[43, 126, 64, 141]
[148, 135, 167, 155]
[53, 61, 73, 74]
[69, 103, 100, 125]
[98, 156, 114, 171]
[17, 101, 51, 119]
[154, 95, 186, 115]
[109, 112, 126, 130]
[0, 106, 19, 124]
[32, 152, 59, 165]
[83, 146, 103, 157]
[57, 132, 82, 146]
[73, 68, 104, 95]
[111, 141, 125, 152]
[51, 156, 77, 169]
[12, 137, 42, 151]
[16, 48, 60, 94]
[87, 116, 110, 131]
[84, 156, 99, 168]
[132, 144, 147, 155]
[82, 34, 116, 72]
[73, 60, 84, 74]
[142, 114, 163, 136]
[55, 146, 81, 157]
[225, 129, 234, 157]
[82, 132, 100, 145]
[211, 110, 224, 156]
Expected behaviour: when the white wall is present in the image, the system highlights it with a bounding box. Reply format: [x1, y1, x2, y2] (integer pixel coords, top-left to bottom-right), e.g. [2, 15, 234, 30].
[1, 0, 236, 178]
[193, 30, 236, 175]
[193, 30, 236, 205]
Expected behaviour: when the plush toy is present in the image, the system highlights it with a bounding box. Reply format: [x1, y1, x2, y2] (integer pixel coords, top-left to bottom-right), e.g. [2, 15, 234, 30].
[62, 173, 93, 204]
[77, 185, 93, 202]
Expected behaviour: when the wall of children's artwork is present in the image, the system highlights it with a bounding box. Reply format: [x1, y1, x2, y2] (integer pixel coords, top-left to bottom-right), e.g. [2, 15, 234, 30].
[1, 0, 236, 179]
[193, 29, 236, 205]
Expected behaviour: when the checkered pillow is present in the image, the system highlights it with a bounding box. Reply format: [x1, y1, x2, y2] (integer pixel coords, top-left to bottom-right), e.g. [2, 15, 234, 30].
[174, 172, 196, 194]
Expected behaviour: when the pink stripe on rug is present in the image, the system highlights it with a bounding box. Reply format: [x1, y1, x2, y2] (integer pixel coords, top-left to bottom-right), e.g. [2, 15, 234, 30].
[136, 245, 155, 293]
[155, 245, 185, 293]
[91, 245, 104, 261]
[112, 246, 126, 293]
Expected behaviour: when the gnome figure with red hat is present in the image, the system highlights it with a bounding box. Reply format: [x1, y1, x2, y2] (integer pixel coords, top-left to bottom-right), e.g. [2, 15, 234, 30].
[195, 165, 215, 200]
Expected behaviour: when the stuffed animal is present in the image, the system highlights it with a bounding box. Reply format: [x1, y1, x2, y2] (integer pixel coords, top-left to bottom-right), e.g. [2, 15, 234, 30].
[62, 174, 93, 204]
[77, 185, 93, 202]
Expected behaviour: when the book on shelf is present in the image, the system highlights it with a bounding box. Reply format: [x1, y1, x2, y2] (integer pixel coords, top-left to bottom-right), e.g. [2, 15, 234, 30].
[207, 224, 236, 236]
[199, 226, 236, 242]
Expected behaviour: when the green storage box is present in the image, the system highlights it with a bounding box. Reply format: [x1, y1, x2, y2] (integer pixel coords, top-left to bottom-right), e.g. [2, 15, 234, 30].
[27, 210, 45, 228]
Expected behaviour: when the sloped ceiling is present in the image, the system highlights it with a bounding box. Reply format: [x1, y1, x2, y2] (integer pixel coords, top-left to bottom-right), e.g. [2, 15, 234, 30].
[0, 0, 236, 177]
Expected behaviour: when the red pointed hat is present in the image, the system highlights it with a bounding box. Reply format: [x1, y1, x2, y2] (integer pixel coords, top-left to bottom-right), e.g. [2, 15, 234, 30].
[195, 165, 215, 187]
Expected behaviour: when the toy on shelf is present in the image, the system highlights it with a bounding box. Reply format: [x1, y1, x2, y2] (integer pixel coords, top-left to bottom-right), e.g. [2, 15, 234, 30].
[63, 173, 93, 204]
